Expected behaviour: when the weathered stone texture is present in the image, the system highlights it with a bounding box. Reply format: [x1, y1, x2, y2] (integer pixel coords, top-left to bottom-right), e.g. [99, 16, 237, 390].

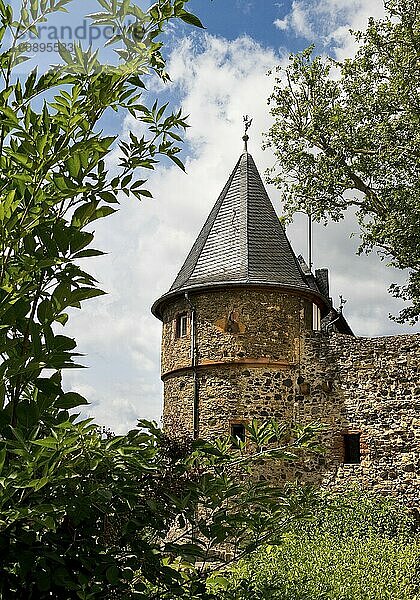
[163, 374, 195, 437]
[304, 333, 420, 504]
[160, 287, 419, 507]
[161, 287, 314, 375]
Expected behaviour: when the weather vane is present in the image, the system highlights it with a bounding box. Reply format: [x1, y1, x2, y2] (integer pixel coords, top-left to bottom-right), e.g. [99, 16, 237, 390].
[242, 115, 253, 152]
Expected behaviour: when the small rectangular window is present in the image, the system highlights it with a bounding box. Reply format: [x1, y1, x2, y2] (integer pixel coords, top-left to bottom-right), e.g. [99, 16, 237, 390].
[231, 423, 246, 444]
[176, 313, 188, 338]
[343, 433, 361, 464]
[312, 303, 321, 331]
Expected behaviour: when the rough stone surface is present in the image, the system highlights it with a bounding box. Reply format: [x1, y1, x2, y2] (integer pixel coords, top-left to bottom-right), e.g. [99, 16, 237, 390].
[303, 333, 420, 504]
[159, 287, 420, 507]
[161, 288, 313, 375]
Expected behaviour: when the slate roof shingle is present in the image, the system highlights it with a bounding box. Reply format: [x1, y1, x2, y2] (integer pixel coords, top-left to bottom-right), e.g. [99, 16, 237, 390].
[152, 151, 328, 319]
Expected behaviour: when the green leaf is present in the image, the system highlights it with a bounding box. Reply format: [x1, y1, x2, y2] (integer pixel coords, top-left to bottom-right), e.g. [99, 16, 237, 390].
[130, 179, 147, 190]
[69, 287, 105, 304]
[54, 313, 69, 326]
[91, 206, 117, 221]
[0, 105, 20, 126]
[69, 230, 94, 254]
[121, 174, 132, 187]
[53, 335, 77, 351]
[37, 299, 53, 324]
[178, 9, 204, 28]
[0, 448, 6, 475]
[35, 378, 63, 397]
[20, 476, 50, 490]
[99, 191, 119, 203]
[55, 392, 89, 409]
[31, 438, 59, 449]
[209, 575, 230, 590]
[168, 154, 186, 172]
[106, 565, 120, 585]
[58, 41, 73, 64]
[72, 201, 98, 228]
[134, 189, 153, 198]
[73, 249, 105, 258]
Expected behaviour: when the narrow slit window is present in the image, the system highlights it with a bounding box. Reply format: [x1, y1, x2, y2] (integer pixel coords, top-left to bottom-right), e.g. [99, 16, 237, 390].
[231, 423, 246, 444]
[343, 433, 361, 464]
[176, 313, 188, 338]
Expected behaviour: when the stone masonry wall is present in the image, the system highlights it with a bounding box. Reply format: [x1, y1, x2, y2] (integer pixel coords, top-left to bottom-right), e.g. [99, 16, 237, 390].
[302, 332, 419, 506]
[160, 288, 419, 507]
[161, 287, 314, 435]
[161, 287, 314, 376]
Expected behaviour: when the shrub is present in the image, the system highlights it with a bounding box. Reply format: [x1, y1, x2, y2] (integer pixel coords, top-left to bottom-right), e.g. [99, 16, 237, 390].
[210, 492, 420, 600]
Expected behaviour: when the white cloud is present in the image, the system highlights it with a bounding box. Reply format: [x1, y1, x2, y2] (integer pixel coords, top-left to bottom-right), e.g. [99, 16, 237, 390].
[63, 31, 417, 433]
[274, 17, 289, 30]
[274, 2, 315, 38]
[273, 0, 385, 58]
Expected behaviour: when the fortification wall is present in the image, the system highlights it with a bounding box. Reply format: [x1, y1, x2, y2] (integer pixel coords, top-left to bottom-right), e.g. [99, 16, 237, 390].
[302, 333, 419, 506]
[160, 288, 419, 506]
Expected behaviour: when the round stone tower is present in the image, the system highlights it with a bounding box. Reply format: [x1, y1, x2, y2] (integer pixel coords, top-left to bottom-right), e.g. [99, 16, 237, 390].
[152, 146, 350, 442]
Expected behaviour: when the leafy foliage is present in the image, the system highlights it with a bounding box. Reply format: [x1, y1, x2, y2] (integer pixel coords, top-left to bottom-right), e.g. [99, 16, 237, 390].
[210, 491, 420, 599]
[0, 5, 325, 596]
[0, 418, 323, 598]
[297, 488, 417, 540]
[264, 0, 420, 323]
[0, 0, 194, 429]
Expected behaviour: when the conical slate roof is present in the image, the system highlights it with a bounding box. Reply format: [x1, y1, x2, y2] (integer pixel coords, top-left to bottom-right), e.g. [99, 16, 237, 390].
[152, 151, 325, 319]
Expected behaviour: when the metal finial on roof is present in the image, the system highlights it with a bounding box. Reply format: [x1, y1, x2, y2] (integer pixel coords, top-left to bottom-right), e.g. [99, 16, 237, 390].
[242, 115, 253, 152]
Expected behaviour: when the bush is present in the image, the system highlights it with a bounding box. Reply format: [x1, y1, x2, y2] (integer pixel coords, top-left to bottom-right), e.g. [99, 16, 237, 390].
[210, 492, 420, 600]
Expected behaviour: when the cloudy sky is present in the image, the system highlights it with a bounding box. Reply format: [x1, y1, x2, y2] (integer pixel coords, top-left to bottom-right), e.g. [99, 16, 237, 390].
[28, 0, 416, 432]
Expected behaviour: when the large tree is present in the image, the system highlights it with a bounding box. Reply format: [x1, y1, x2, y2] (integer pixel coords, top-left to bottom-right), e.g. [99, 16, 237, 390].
[0, 0, 195, 428]
[264, 0, 420, 324]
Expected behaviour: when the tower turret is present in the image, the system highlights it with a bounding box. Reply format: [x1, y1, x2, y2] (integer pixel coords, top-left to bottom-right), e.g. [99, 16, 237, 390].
[152, 145, 340, 440]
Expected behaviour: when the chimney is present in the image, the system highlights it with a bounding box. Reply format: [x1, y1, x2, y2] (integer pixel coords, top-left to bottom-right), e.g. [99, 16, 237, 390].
[315, 268, 329, 298]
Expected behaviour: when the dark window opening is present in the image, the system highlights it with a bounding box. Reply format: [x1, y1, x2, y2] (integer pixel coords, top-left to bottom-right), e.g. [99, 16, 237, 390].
[343, 433, 361, 464]
[176, 313, 188, 338]
[231, 423, 246, 444]
[226, 311, 240, 333]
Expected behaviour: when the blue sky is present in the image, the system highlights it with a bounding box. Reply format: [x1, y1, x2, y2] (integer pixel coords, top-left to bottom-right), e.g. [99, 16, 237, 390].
[12, 0, 416, 432]
[186, 1, 295, 48]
